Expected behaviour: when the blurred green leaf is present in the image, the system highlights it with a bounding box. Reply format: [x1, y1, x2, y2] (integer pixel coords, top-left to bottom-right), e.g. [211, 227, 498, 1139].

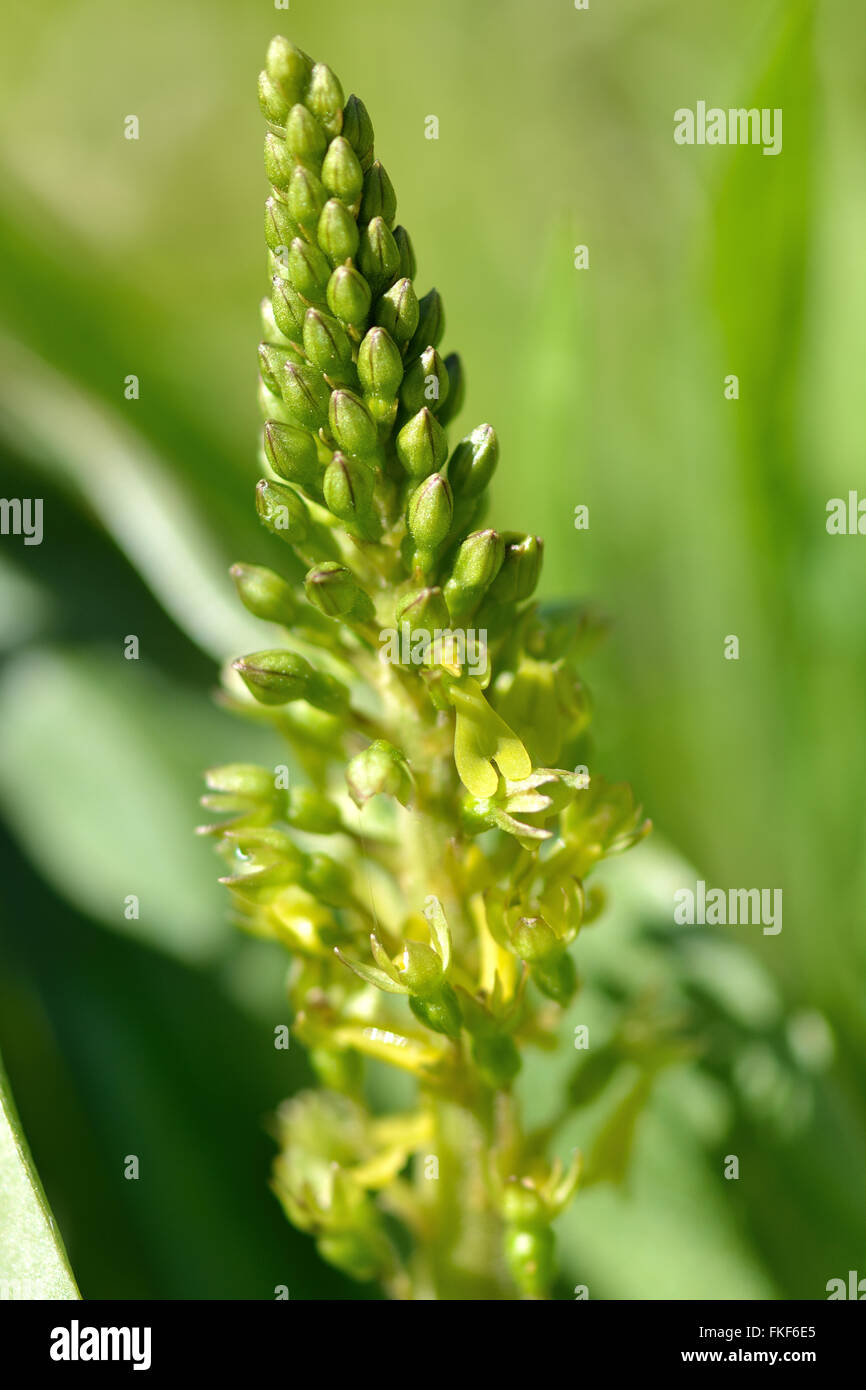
[0, 646, 277, 962]
[0, 1048, 79, 1300]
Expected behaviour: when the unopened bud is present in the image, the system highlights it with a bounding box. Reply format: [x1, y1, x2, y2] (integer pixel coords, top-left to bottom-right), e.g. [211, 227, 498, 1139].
[271, 276, 306, 338]
[346, 739, 412, 808]
[359, 160, 396, 225]
[263, 133, 293, 189]
[375, 278, 419, 345]
[407, 472, 453, 551]
[264, 196, 297, 254]
[326, 264, 372, 326]
[394, 586, 450, 636]
[316, 198, 360, 266]
[285, 102, 327, 167]
[448, 424, 498, 498]
[286, 164, 327, 232]
[400, 347, 450, 415]
[304, 562, 373, 620]
[357, 326, 403, 401]
[321, 136, 364, 202]
[264, 420, 321, 495]
[396, 407, 448, 479]
[259, 342, 301, 398]
[488, 534, 543, 603]
[328, 389, 379, 456]
[303, 307, 353, 378]
[358, 216, 400, 293]
[265, 38, 312, 107]
[306, 62, 344, 139]
[322, 452, 380, 539]
[393, 225, 416, 280]
[444, 529, 504, 620]
[287, 236, 331, 305]
[437, 353, 466, 427]
[230, 563, 299, 627]
[255, 478, 310, 544]
[233, 649, 347, 713]
[406, 287, 445, 358]
[285, 786, 342, 835]
[342, 94, 374, 171]
[281, 360, 331, 430]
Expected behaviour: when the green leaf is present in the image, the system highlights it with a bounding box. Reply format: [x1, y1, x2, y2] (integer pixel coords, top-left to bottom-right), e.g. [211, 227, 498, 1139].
[0, 1048, 79, 1300]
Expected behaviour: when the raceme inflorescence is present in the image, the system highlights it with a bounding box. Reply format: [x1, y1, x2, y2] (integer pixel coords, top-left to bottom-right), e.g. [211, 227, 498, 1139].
[200, 36, 649, 1301]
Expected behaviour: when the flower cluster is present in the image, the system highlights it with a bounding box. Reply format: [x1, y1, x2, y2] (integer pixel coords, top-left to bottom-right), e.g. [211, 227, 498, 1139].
[202, 37, 649, 1300]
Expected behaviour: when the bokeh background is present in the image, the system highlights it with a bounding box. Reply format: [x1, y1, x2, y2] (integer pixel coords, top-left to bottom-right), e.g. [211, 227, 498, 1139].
[0, 0, 864, 1299]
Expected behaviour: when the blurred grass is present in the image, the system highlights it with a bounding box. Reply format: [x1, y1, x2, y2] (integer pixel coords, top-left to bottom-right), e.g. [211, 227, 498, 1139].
[0, 0, 864, 1298]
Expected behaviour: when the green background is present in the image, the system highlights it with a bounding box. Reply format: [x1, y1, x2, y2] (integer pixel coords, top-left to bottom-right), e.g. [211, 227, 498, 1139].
[0, 0, 864, 1299]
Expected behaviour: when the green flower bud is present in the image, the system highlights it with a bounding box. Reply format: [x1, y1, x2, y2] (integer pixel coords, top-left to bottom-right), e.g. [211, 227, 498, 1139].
[258, 70, 291, 126]
[261, 294, 291, 349]
[281, 360, 331, 430]
[529, 952, 577, 1006]
[304, 562, 373, 620]
[264, 196, 298, 254]
[255, 478, 310, 544]
[444, 529, 504, 620]
[258, 342, 301, 398]
[488, 533, 543, 603]
[346, 739, 412, 808]
[317, 198, 360, 266]
[342, 94, 374, 171]
[322, 453, 380, 539]
[285, 786, 342, 835]
[448, 423, 498, 498]
[471, 1035, 521, 1088]
[510, 915, 560, 965]
[359, 160, 396, 225]
[393, 225, 416, 280]
[394, 941, 443, 995]
[328, 389, 379, 457]
[205, 761, 277, 803]
[264, 420, 321, 495]
[286, 164, 327, 231]
[394, 586, 450, 636]
[358, 217, 400, 293]
[503, 1209, 555, 1295]
[409, 985, 462, 1038]
[265, 37, 312, 107]
[258, 377, 292, 425]
[437, 353, 466, 427]
[230, 563, 298, 627]
[263, 133, 294, 189]
[375, 278, 419, 345]
[357, 327, 403, 401]
[326, 264, 372, 326]
[303, 307, 354, 378]
[304, 852, 354, 905]
[502, 1181, 547, 1228]
[285, 102, 327, 167]
[407, 472, 453, 550]
[396, 407, 448, 479]
[400, 347, 450, 415]
[317, 1230, 387, 1284]
[233, 649, 347, 713]
[406, 287, 445, 358]
[321, 136, 364, 202]
[271, 275, 306, 338]
[287, 236, 331, 305]
[306, 62, 344, 139]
